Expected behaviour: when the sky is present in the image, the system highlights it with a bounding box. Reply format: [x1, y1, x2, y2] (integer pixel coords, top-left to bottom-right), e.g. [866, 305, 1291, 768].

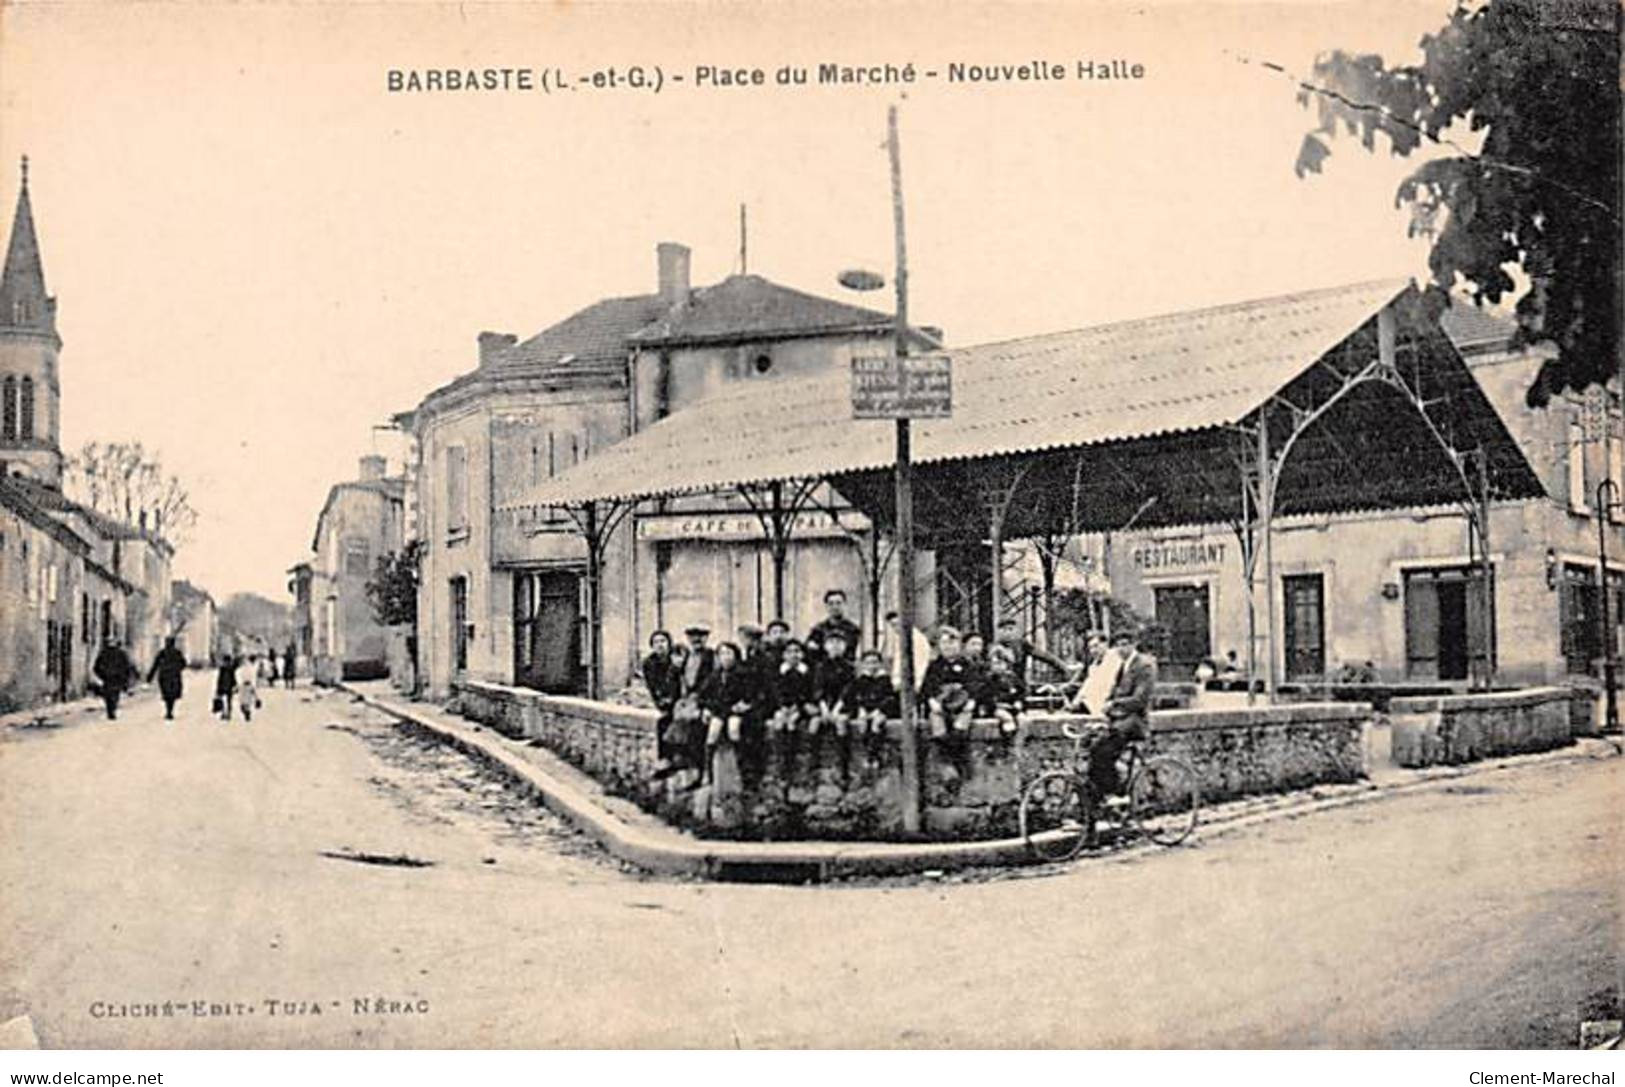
[0, 0, 1464, 601]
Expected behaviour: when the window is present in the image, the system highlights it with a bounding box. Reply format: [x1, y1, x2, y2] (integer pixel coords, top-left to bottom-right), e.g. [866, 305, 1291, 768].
[1, 376, 14, 440]
[1562, 565, 1625, 675]
[18, 376, 33, 441]
[81, 592, 90, 643]
[446, 445, 469, 534]
[1569, 421, 1591, 513]
[343, 538, 371, 577]
[1610, 431, 1624, 523]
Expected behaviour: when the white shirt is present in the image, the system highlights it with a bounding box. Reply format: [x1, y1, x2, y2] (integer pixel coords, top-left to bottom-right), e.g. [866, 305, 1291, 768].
[885, 626, 933, 691]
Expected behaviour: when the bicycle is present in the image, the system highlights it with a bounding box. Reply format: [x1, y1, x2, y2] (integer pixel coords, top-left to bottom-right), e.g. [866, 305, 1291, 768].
[1019, 719, 1201, 862]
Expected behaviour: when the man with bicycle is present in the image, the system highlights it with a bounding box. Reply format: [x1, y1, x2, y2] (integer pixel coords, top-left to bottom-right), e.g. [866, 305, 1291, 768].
[1072, 628, 1158, 803]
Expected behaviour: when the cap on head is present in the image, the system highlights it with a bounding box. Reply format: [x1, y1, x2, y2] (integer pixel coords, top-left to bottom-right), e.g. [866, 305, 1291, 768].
[684, 624, 710, 637]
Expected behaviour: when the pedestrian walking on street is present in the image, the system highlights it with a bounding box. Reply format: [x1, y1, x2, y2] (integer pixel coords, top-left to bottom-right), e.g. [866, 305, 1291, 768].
[146, 636, 187, 720]
[214, 655, 238, 721]
[92, 637, 135, 720]
[282, 643, 297, 689]
[235, 655, 261, 722]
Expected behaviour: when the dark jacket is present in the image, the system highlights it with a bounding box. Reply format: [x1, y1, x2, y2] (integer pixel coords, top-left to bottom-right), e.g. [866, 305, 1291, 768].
[147, 646, 187, 698]
[641, 651, 684, 711]
[699, 665, 756, 719]
[977, 669, 1024, 713]
[843, 673, 899, 717]
[813, 656, 856, 707]
[93, 645, 135, 690]
[215, 662, 238, 697]
[770, 661, 817, 711]
[740, 646, 777, 701]
[679, 646, 715, 697]
[1104, 650, 1158, 737]
[806, 616, 861, 661]
[919, 655, 974, 705]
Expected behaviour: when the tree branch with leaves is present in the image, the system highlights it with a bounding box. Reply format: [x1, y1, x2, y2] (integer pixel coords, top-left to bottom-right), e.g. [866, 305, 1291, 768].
[1291, 0, 1619, 405]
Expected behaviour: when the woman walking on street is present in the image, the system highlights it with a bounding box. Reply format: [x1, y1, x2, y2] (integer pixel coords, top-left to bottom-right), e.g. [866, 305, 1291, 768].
[214, 655, 238, 721]
[235, 655, 261, 722]
[147, 636, 187, 720]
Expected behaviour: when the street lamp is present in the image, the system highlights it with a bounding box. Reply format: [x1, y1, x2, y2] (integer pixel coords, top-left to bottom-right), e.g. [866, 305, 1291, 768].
[1597, 478, 1620, 732]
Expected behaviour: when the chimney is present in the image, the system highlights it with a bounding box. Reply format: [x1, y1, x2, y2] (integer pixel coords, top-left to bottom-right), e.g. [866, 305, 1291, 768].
[477, 330, 518, 368]
[358, 455, 387, 482]
[657, 242, 691, 304]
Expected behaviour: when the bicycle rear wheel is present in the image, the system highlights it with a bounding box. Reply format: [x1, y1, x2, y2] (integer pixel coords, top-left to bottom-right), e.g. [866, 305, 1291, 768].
[1019, 770, 1094, 862]
[1127, 754, 1200, 846]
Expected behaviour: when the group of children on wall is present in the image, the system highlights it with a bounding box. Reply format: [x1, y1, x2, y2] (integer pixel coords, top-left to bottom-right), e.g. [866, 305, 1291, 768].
[640, 587, 1078, 785]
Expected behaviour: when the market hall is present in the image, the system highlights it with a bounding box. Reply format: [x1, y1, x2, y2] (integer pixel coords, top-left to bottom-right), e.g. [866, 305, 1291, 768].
[500, 278, 1557, 701]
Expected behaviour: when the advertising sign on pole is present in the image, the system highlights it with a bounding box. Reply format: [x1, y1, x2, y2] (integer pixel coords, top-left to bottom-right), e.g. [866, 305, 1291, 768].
[851, 354, 952, 419]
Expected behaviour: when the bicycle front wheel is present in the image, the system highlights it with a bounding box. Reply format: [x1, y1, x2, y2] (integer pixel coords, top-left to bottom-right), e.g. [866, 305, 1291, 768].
[1019, 770, 1094, 862]
[1127, 754, 1200, 846]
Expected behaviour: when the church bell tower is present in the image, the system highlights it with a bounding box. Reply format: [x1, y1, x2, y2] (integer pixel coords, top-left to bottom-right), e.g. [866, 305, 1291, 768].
[0, 156, 63, 488]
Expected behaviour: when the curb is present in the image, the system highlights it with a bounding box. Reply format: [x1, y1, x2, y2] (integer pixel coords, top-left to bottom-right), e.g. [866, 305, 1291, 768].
[340, 683, 1619, 883]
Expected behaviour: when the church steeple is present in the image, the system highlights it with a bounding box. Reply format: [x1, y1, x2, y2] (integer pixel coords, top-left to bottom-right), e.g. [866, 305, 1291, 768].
[0, 155, 64, 488]
[1, 156, 56, 338]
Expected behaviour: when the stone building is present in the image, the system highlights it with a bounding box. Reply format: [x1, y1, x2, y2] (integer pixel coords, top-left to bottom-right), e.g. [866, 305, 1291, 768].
[0, 159, 169, 709]
[294, 455, 406, 683]
[1096, 303, 1624, 688]
[406, 243, 922, 700]
[169, 579, 217, 666]
[0, 475, 133, 710]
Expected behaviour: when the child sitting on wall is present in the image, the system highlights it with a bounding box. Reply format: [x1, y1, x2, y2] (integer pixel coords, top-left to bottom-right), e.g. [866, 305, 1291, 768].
[844, 649, 899, 737]
[919, 625, 976, 739]
[982, 644, 1025, 736]
[768, 639, 818, 733]
[698, 641, 755, 785]
[810, 630, 856, 736]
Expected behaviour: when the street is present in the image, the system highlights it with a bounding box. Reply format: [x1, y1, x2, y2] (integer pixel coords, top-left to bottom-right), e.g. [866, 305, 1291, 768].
[0, 680, 1618, 1049]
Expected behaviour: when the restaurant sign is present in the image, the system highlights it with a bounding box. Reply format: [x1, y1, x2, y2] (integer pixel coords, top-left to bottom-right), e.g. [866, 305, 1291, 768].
[1131, 539, 1227, 571]
[851, 354, 952, 419]
[636, 510, 871, 542]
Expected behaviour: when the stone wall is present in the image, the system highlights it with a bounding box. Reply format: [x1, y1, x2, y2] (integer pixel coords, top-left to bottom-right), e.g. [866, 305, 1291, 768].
[1387, 686, 1575, 768]
[453, 680, 1370, 842]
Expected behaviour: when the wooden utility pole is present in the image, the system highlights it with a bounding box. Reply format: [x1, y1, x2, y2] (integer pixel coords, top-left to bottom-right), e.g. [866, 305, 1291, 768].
[888, 104, 921, 833]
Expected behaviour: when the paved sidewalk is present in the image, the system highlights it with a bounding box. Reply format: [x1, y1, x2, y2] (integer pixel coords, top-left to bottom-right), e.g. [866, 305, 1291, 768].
[343, 680, 1621, 882]
[0, 687, 155, 731]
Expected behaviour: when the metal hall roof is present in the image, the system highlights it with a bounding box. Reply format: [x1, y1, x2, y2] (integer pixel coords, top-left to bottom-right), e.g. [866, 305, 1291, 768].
[502, 278, 1545, 538]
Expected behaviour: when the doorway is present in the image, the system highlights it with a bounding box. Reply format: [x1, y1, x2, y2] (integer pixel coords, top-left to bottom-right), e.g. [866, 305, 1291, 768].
[1152, 583, 1211, 679]
[1282, 574, 1325, 679]
[513, 569, 584, 694]
[1404, 566, 1494, 681]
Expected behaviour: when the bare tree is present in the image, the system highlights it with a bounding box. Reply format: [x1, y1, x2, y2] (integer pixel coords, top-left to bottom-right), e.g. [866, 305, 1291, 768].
[63, 440, 199, 545]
